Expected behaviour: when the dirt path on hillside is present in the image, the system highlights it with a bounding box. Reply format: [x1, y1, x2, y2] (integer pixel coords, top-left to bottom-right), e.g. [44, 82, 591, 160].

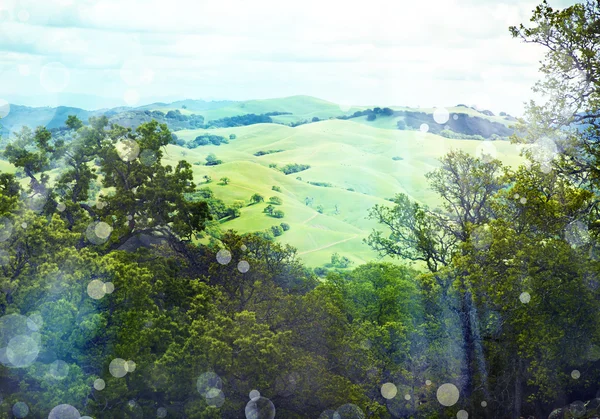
[301, 213, 319, 224]
[298, 234, 359, 255]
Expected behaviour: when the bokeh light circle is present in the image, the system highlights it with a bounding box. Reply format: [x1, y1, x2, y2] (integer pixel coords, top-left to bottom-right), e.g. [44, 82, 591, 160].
[109, 358, 127, 378]
[196, 372, 223, 396]
[249, 390, 261, 401]
[245, 397, 276, 419]
[380, 382, 397, 399]
[571, 369, 581, 379]
[0, 217, 14, 241]
[48, 404, 80, 419]
[87, 280, 106, 300]
[48, 360, 69, 380]
[216, 249, 232, 265]
[457, 410, 468, 419]
[238, 260, 250, 273]
[116, 139, 140, 162]
[433, 107, 450, 124]
[94, 378, 105, 390]
[13, 401, 29, 418]
[519, 292, 531, 304]
[436, 383, 460, 407]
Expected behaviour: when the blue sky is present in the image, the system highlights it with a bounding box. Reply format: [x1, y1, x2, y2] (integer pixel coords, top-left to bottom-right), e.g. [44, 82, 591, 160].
[0, 0, 577, 115]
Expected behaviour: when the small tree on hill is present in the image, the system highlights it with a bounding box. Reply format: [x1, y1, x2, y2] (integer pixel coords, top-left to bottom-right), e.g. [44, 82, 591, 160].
[250, 194, 264, 205]
[264, 204, 275, 215]
[220, 177, 230, 185]
[273, 210, 285, 218]
[269, 196, 283, 205]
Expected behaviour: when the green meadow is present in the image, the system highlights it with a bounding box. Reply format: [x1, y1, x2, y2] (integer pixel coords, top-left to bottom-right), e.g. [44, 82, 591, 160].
[166, 115, 522, 267]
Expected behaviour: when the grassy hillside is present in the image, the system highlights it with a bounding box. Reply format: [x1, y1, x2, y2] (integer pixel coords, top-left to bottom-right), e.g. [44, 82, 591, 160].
[1, 96, 522, 267]
[167, 119, 522, 267]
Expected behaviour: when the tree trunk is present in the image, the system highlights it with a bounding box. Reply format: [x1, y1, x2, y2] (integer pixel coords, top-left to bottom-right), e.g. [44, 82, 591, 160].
[514, 357, 522, 419]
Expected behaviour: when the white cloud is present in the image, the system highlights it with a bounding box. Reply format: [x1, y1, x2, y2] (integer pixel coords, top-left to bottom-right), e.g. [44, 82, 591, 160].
[0, 0, 579, 114]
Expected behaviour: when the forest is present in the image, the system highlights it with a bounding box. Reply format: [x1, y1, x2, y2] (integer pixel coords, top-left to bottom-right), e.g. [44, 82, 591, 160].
[1, 1, 600, 419]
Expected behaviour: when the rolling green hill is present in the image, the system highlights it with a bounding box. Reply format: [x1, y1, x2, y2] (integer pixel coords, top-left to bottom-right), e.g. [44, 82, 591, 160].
[167, 118, 522, 267]
[1, 96, 522, 268]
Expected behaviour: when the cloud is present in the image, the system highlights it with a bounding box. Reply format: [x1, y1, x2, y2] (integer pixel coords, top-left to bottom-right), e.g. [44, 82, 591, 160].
[0, 0, 577, 115]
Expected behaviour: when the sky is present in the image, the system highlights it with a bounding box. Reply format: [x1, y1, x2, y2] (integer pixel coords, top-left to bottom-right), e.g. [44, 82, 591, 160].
[0, 0, 578, 116]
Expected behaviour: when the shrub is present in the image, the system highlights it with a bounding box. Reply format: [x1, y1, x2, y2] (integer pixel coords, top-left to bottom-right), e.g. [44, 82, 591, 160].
[280, 222, 290, 231]
[273, 210, 285, 218]
[269, 196, 283, 205]
[271, 225, 283, 237]
[272, 186, 282, 192]
[392, 156, 403, 161]
[308, 181, 332, 187]
[229, 134, 236, 140]
[280, 163, 310, 175]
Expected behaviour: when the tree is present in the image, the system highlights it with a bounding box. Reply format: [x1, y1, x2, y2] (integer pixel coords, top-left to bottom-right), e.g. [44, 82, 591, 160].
[269, 196, 283, 205]
[271, 225, 283, 237]
[229, 134, 236, 140]
[273, 210, 284, 218]
[3, 117, 211, 250]
[264, 204, 275, 215]
[205, 153, 222, 166]
[203, 174, 212, 183]
[250, 193, 264, 204]
[65, 115, 83, 130]
[316, 205, 324, 214]
[220, 177, 230, 185]
[280, 222, 290, 231]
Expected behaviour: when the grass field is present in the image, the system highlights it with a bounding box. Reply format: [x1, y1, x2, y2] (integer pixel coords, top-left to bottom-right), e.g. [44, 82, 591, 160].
[167, 118, 522, 267]
[2, 96, 523, 268]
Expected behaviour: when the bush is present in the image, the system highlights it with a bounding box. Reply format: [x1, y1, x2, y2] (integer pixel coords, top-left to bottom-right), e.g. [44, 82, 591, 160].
[269, 196, 283, 205]
[280, 163, 310, 175]
[229, 134, 236, 140]
[205, 153, 223, 166]
[271, 225, 283, 237]
[316, 205, 324, 214]
[272, 186, 282, 192]
[308, 181, 332, 187]
[273, 210, 285, 218]
[314, 266, 328, 277]
[396, 120, 406, 130]
[269, 163, 278, 169]
[280, 222, 290, 231]
[392, 156, 403, 161]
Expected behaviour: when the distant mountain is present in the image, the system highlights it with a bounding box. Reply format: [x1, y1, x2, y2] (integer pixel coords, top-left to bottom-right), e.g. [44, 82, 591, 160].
[0, 96, 514, 140]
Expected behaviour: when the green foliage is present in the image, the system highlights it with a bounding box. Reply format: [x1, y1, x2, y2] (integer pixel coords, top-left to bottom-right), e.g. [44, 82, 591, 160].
[272, 210, 285, 218]
[250, 193, 264, 204]
[269, 196, 282, 205]
[271, 224, 283, 236]
[205, 153, 222, 166]
[219, 177, 230, 185]
[280, 163, 310, 175]
[253, 149, 283, 156]
[329, 252, 352, 269]
[271, 185, 281, 192]
[280, 222, 290, 231]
